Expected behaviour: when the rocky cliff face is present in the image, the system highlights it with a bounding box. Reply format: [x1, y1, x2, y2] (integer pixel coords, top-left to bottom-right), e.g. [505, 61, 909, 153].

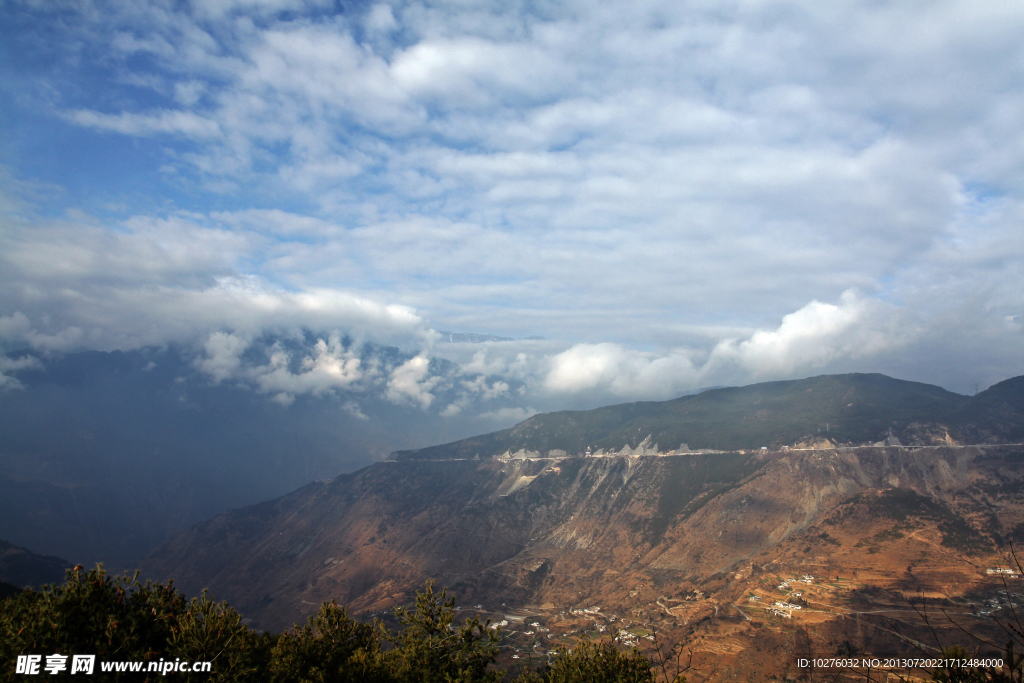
[142, 444, 1024, 635]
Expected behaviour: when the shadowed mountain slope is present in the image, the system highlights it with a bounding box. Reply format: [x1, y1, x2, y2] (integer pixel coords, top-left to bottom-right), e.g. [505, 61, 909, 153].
[0, 343, 523, 568]
[948, 375, 1024, 444]
[0, 539, 71, 589]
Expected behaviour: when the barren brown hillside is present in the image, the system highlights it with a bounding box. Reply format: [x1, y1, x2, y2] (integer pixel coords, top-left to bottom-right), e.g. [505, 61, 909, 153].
[143, 443, 1024, 680]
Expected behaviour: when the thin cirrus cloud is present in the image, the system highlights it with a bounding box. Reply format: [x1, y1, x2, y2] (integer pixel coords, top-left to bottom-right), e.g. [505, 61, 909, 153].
[0, 0, 1022, 409]
[64, 109, 222, 138]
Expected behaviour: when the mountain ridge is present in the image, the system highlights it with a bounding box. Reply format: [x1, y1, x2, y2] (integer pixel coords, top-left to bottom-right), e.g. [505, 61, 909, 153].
[0, 538, 71, 589]
[138, 371, 1024, 678]
[392, 373, 1021, 461]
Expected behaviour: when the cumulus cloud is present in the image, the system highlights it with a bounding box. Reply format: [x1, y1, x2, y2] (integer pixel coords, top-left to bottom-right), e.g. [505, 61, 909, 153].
[252, 335, 365, 396]
[1, 0, 1022, 407]
[188, 330, 405, 406]
[461, 374, 510, 400]
[457, 349, 533, 380]
[437, 373, 510, 416]
[386, 354, 440, 409]
[707, 291, 911, 378]
[542, 291, 923, 398]
[197, 332, 250, 383]
[545, 343, 698, 398]
[0, 312, 84, 352]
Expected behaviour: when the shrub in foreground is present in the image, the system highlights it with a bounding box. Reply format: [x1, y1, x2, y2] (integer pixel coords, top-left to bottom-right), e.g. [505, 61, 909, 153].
[0, 565, 268, 682]
[2, 567, 665, 682]
[515, 640, 657, 683]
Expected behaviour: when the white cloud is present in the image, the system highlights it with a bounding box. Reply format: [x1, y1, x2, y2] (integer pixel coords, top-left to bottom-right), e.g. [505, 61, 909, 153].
[65, 109, 221, 138]
[386, 354, 440, 409]
[0, 312, 83, 352]
[342, 400, 369, 420]
[271, 391, 295, 406]
[1, 0, 1022, 403]
[365, 4, 397, 34]
[0, 210, 427, 353]
[459, 350, 510, 377]
[197, 331, 250, 382]
[437, 373, 510, 417]
[541, 291, 924, 398]
[476, 406, 538, 423]
[0, 352, 42, 391]
[439, 401, 463, 418]
[545, 343, 698, 398]
[707, 290, 910, 378]
[461, 374, 509, 400]
[253, 335, 364, 396]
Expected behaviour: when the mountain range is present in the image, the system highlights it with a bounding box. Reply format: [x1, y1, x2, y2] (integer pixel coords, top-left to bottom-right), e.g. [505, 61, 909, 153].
[394, 372, 1024, 461]
[138, 372, 1024, 678]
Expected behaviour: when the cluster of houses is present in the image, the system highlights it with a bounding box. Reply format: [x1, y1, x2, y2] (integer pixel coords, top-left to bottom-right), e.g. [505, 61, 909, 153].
[779, 575, 814, 588]
[573, 606, 601, 615]
[986, 567, 1022, 577]
[759, 574, 815, 618]
[976, 593, 1020, 617]
[767, 601, 802, 618]
[617, 629, 639, 646]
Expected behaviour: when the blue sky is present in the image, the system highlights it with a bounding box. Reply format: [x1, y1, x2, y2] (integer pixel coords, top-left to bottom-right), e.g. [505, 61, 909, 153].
[1, 0, 1023, 416]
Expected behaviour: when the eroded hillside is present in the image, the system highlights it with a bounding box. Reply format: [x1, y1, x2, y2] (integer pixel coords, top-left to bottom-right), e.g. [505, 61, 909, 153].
[141, 373, 1024, 679]
[143, 447, 1024, 656]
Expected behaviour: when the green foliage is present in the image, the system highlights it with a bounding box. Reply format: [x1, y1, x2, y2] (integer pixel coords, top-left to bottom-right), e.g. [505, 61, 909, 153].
[947, 376, 1024, 444]
[2, 569, 514, 682]
[1, 564, 186, 680]
[515, 641, 659, 683]
[268, 584, 507, 683]
[0, 565, 266, 682]
[2, 569, 663, 683]
[269, 601, 381, 683]
[168, 590, 271, 682]
[377, 580, 503, 683]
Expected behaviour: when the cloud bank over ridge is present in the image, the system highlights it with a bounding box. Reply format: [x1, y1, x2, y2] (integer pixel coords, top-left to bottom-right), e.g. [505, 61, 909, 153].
[0, 0, 1022, 413]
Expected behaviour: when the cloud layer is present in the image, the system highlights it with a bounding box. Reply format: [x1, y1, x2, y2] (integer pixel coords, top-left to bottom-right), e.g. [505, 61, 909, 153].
[0, 0, 1022, 408]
